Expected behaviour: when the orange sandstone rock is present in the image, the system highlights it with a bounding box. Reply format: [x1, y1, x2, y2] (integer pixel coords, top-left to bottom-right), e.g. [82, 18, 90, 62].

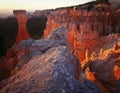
[114, 65, 120, 80]
[13, 10, 30, 44]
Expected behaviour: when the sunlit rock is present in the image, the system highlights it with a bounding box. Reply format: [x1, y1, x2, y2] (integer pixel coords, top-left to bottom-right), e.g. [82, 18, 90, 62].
[13, 10, 30, 44]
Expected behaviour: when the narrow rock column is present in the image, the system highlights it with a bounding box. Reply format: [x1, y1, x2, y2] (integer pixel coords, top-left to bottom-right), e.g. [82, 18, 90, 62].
[13, 10, 30, 44]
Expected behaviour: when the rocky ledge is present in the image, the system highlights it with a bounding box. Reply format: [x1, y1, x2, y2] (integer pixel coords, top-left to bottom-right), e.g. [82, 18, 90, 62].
[0, 27, 101, 93]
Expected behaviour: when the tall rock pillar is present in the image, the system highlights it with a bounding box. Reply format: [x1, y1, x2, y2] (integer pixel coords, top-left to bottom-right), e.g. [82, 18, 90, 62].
[13, 10, 30, 44]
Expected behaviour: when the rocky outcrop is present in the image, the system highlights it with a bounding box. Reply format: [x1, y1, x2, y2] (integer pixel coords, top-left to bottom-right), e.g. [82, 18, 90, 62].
[0, 27, 67, 81]
[44, 7, 120, 61]
[13, 10, 30, 44]
[43, 5, 120, 92]
[0, 2, 120, 92]
[0, 27, 101, 93]
[0, 46, 101, 93]
[82, 42, 120, 93]
[44, 8, 83, 37]
[0, 10, 31, 81]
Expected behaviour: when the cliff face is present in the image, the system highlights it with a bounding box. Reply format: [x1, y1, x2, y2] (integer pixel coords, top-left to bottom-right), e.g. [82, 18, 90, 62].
[81, 40, 120, 91]
[44, 7, 120, 61]
[0, 2, 120, 93]
[1, 22, 119, 93]
[43, 5, 120, 92]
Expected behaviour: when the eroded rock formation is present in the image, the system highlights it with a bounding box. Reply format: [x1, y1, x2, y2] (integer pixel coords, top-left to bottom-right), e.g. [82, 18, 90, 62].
[0, 27, 102, 93]
[44, 7, 120, 61]
[0, 1, 120, 93]
[81, 42, 120, 93]
[13, 10, 30, 44]
[43, 3, 120, 92]
[0, 10, 31, 81]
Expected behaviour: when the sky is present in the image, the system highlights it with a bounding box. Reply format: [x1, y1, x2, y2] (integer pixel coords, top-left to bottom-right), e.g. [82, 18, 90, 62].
[0, 0, 93, 17]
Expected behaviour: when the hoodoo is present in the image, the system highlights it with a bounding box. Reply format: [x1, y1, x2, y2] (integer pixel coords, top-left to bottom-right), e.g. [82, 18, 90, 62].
[0, 0, 120, 92]
[13, 10, 30, 44]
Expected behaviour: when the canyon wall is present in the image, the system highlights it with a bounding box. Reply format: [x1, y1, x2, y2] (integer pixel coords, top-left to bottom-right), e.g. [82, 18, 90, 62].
[0, 2, 120, 93]
[44, 7, 120, 61]
[0, 27, 102, 93]
[43, 6, 120, 92]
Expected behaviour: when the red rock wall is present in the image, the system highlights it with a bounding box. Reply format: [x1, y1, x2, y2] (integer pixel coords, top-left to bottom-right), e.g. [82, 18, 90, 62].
[44, 9, 83, 37]
[44, 8, 120, 62]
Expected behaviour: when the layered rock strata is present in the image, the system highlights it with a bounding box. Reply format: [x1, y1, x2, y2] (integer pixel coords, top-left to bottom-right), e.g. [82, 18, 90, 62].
[44, 7, 120, 61]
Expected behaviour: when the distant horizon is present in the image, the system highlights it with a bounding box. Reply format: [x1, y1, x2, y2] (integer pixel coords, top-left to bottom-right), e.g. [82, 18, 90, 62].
[0, 0, 94, 18]
[0, 9, 35, 18]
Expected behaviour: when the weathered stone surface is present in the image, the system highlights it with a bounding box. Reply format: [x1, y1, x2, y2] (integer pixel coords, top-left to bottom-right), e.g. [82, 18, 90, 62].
[0, 46, 101, 93]
[0, 26, 102, 93]
[43, 6, 120, 63]
[82, 42, 120, 92]
[1, 3, 120, 93]
[0, 27, 67, 81]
